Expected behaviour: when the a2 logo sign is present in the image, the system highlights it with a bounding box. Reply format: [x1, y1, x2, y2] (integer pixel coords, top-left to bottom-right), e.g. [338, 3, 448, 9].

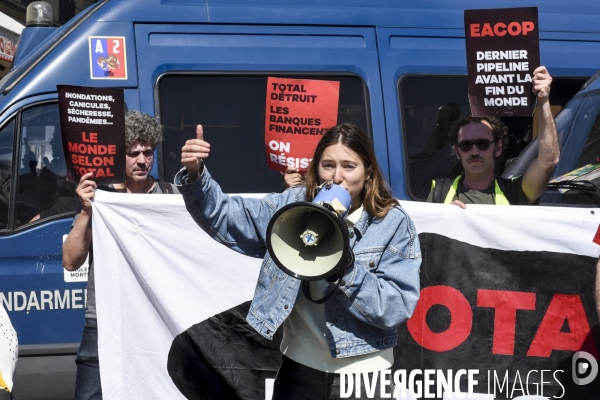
[572, 351, 599, 386]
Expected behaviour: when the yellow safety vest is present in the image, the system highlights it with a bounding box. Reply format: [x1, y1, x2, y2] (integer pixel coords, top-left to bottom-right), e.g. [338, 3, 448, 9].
[432, 176, 510, 205]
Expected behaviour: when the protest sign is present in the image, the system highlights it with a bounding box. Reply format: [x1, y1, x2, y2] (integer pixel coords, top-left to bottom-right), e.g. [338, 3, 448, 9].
[464, 7, 540, 116]
[265, 78, 339, 172]
[58, 85, 126, 185]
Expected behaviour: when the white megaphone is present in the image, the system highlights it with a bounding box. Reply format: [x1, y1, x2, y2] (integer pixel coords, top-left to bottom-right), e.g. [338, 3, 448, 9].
[266, 181, 354, 303]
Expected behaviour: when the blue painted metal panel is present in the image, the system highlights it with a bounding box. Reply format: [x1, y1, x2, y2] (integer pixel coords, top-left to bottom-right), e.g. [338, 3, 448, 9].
[0, 20, 138, 122]
[134, 24, 389, 180]
[205, 0, 600, 33]
[0, 93, 57, 126]
[29, 0, 592, 32]
[94, 0, 209, 24]
[3, 0, 600, 121]
[0, 90, 155, 345]
[0, 94, 86, 346]
[12, 27, 58, 67]
[377, 31, 467, 199]
[0, 218, 86, 344]
[539, 41, 600, 77]
[66, 0, 600, 33]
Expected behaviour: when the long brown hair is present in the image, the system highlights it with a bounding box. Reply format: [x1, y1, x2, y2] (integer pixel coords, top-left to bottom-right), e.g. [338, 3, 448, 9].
[304, 124, 398, 218]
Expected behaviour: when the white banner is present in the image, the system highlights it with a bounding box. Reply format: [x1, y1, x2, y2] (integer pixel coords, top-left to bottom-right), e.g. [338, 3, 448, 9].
[92, 190, 600, 399]
[0, 303, 17, 393]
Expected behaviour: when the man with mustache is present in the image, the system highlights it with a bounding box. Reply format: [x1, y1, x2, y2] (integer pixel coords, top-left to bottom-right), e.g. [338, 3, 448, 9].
[427, 66, 559, 207]
[62, 111, 178, 400]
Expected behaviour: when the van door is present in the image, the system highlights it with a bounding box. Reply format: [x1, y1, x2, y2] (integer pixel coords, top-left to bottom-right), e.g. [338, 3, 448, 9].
[0, 95, 84, 398]
[378, 27, 600, 201]
[134, 24, 386, 193]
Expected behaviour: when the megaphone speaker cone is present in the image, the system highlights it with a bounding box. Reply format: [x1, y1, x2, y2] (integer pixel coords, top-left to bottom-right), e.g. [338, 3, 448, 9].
[300, 209, 334, 246]
[266, 202, 351, 281]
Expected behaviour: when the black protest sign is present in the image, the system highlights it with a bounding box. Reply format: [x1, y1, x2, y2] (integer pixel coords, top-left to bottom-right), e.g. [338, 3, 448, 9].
[58, 85, 125, 185]
[464, 7, 540, 116]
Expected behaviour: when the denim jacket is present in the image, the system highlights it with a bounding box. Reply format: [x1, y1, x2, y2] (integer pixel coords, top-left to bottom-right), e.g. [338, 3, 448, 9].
[176, 167, 421, 358]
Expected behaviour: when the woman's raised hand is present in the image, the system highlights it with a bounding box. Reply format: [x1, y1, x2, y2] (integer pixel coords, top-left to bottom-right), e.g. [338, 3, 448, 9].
[181, 124, 211, 182]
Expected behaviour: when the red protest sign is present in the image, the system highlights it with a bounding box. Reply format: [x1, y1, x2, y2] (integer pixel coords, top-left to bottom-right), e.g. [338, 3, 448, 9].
[464, 7, 540, 117]
[58, 85, 126, 185]
[265, 78, 340, 172]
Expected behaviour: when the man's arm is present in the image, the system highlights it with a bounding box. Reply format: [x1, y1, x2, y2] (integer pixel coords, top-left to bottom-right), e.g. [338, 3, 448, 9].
[62, 173, 95, 271]
[62, 214, 92, 271]
[521, 66, 560, 204]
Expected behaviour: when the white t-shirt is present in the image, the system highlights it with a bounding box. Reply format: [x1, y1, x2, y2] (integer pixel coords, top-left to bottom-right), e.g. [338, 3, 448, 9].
[280, 205, 394, 373]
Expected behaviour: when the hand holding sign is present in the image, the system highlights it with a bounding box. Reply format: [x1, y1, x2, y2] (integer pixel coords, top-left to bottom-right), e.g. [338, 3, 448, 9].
[532, 66, 552, 103]
[181, 124, 211, 183]
[76, 172, 97, 215]
[283, 167, 304, 188]
[451, 200, 467, 209]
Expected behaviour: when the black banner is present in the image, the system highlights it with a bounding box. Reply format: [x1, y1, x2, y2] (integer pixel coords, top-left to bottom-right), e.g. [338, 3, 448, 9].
[168, 301, 280, 400]
[395, 232, 600, 399]
[464, 7, 540, 117]
[57, 85, 125, 185]
[167, 232, 600, 399]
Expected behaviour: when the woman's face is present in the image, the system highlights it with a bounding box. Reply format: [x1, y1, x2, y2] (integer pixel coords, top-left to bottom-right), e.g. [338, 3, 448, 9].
[318, 143, 370, 211]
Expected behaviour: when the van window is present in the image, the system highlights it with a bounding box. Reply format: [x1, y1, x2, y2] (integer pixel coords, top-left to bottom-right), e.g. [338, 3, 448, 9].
[15, 103, 77, 227]
[541, 91, 600, 206]
[400, 76, 471, 201]
[566, 93, 600, 170]
[158, 75, 369, 194]
[0, 119, 15, 231]
[400, 75, 588, 201]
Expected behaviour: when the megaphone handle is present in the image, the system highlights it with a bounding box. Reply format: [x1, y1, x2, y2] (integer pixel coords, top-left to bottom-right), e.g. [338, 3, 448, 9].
[301, 280, 340, 304]
[301, 251, 354, 304]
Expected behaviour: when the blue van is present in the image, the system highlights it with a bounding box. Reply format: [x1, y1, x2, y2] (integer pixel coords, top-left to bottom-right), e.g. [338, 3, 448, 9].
[0, 0, 599, 398]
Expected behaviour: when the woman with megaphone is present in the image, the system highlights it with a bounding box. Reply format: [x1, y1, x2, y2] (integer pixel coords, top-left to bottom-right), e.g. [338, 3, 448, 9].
[177, 123, 421, 399]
